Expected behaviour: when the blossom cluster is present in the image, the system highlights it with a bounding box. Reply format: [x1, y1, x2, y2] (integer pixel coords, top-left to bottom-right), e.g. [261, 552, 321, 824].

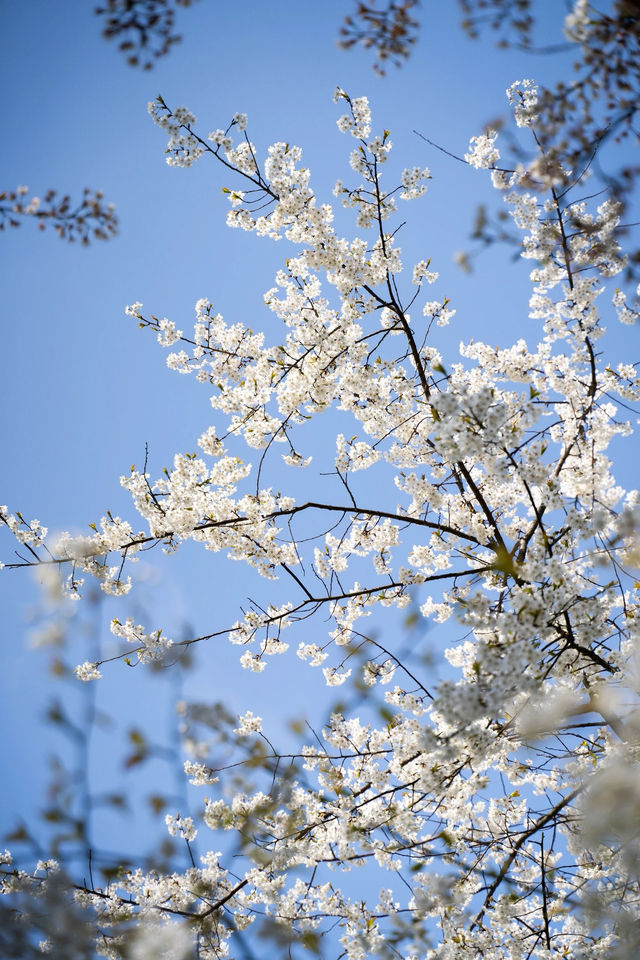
[464, 129, 500, 169]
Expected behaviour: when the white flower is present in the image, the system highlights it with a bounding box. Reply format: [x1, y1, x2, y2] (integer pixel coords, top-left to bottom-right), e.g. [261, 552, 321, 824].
[400, 166, 431, 200]
[564, 0, 591, 43]
[234, 710, 263, 735]
[465, 130, 500, 169]
[165, 813, 197, 842]
[74, 661, 102, 682]
[240, 651, 267, 672]
[506, 79, 539, 127]
[282, 452, 312, 467]
[322, 666, 352, 686]
[412, 260, 438, 285]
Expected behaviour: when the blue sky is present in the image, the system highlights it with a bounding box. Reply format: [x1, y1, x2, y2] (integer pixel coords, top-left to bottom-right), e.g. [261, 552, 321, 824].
[1, 0, 636, 878]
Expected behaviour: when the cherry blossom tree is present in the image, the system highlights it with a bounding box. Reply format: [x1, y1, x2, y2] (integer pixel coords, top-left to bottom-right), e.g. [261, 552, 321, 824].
[2, 74, 640, 960]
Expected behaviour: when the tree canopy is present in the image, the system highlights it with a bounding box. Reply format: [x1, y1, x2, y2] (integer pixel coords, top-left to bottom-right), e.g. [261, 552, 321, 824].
[2, 3, 640, 959]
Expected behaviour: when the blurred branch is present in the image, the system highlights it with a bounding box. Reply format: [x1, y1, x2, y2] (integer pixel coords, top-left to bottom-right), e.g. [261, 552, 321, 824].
[95, 0, 199, 70]
[338, 0, 421, 74]
[0, 187, 118, 245]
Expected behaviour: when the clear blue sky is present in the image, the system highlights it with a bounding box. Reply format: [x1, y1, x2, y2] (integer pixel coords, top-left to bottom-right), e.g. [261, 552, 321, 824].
[1, 0, 635, 875]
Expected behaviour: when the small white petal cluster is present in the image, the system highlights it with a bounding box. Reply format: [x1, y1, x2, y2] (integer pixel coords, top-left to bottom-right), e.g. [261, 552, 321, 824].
[335, 88, 372, 139]
[73, 661, 102, 682]
[506, 78, 539, 127]
[423, 298, 455, 325]
[155, 317, 182, 346]
[412, 259, 438, 284]
[400, 165, 431, 199]
[233, 710, 263, 735]
[613, 283, 640, 325]
[465, 129, 500, 168]
[147, 100, 203, 167]
[564, 0, 591, 43]
[110, 617, 174, 664]
[164, 814, 197, 842]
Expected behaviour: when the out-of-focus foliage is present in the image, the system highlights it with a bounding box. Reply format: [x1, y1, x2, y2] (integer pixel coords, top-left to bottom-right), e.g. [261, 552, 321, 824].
[338, 0, 421, 74]
[95, 0, 199, 70]
[0, 187, 118, 245]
